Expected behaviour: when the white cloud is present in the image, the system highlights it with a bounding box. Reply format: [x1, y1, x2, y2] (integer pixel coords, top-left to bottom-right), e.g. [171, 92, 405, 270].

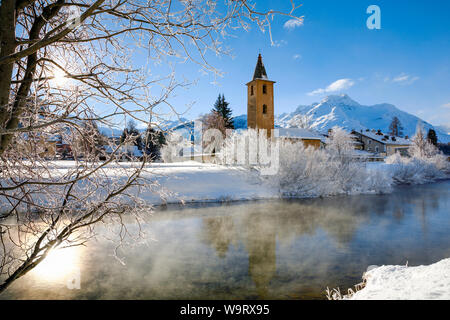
[271, 39, 287, 47]
[284, 19, 304, 30]
[308, 78, 355, 96]
[440, 102, 450, 109]
[391, 73, 419, 85]
[293, 54, 302, 60]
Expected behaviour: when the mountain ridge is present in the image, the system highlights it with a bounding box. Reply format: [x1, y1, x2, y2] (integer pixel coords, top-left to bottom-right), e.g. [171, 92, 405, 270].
[236, 94, 450, 143]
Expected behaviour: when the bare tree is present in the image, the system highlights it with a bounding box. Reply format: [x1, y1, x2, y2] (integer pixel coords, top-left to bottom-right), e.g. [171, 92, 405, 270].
[389, 116, 404, 137]
[201, 111, 227, 136]
[0, 0, 302, 293]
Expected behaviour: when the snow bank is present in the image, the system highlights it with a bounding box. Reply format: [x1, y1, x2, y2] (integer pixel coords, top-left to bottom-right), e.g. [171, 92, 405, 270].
[348, 258, 450, 300]
[137, 161, 277, 204]
[0, 161, 277, 211]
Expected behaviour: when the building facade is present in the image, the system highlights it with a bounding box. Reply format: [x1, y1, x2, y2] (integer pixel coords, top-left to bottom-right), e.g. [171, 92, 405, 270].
[246, 54, 275, 137]
[353, 129, 411, 156]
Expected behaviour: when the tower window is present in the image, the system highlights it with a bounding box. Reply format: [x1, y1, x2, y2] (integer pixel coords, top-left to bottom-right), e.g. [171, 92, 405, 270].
[263, 85, 267, 94]
[262, 104, 267, 114]
[250, 85, 254, 96]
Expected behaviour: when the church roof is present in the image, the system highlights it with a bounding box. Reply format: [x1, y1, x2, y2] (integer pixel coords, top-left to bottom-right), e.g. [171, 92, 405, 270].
[253, 54, 268, 80]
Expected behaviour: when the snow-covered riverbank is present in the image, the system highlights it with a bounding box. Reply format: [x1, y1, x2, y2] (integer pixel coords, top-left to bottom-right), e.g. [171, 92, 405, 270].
[1, 159, 447, 209]
[137, 161, 277, 204]
[347, 258, 450, 300]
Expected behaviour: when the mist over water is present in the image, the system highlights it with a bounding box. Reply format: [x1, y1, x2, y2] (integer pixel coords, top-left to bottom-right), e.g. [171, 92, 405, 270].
[2, 181, 450, 300]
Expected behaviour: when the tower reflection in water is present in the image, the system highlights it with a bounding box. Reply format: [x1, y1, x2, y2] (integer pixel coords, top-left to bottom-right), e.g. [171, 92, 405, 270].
[198, 199, 370, 299]
[200, 210, 277, 298]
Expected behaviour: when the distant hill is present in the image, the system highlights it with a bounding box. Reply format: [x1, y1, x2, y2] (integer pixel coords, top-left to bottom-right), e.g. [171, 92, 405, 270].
[98, 117, 190, 137]
[436, 124, 450, 136]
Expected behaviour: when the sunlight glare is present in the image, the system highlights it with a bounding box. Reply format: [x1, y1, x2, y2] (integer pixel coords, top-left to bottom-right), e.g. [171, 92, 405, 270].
[32, 246, 81, 283]
[51, 68, 68, 87]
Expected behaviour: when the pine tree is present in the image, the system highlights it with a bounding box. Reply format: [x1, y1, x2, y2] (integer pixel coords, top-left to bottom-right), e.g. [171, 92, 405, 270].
[144, 127, 166, 159]
[212, 94, 234, 129]
[426, 129, 438, 146]
[389, 117, 404, 137]
[121, 119, 143, 149]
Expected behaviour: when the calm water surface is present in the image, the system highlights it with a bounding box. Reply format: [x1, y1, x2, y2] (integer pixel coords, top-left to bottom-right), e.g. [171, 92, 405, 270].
[2, 181, 450, 300]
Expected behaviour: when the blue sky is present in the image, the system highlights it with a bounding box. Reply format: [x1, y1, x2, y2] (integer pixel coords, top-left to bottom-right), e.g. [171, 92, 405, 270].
[125, 0, 450, 128]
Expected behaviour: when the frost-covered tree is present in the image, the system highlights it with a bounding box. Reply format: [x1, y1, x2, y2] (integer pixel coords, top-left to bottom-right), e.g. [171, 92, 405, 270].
[410, 126, 438, 158]
[0, 0, 303, 293]
[326, 127, 355, 159]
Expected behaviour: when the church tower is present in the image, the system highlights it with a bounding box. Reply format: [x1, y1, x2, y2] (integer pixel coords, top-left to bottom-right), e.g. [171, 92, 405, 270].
[246, 54, 275, 137]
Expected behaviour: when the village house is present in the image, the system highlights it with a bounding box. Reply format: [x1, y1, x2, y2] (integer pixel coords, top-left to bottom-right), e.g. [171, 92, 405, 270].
[274, 128, 325, 148]
[352, 129, 411, 156]
[17, 133, 58, 159]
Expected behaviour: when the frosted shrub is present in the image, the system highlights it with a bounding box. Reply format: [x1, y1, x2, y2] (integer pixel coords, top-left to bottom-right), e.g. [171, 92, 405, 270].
[272, 137, 391, 197]
[433, 153, 450, 173]
[274, 140, 332, 197]
[365, 167, 393, 194]
[386, 152, 447, 185]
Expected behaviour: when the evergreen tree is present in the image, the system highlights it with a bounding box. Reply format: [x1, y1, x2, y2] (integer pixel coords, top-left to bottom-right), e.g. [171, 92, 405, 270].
[426, 128, 438, 146]
[389, 116, 404, 137]
[212, 94, 234, 129]
[121, 119, 143, 149]
[144, 127, 166, 159]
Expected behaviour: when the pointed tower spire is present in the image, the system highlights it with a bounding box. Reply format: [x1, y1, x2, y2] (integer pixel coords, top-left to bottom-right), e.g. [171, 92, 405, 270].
[253, 54, 268, 80]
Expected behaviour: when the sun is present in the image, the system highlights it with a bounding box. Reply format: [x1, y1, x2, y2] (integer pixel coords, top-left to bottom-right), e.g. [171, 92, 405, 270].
[31, 246, 81, 283]
[51, 68, 68, 87]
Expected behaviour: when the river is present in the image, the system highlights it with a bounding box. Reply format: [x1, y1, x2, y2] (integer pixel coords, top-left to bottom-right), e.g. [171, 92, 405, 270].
[2, 180, 449, 299]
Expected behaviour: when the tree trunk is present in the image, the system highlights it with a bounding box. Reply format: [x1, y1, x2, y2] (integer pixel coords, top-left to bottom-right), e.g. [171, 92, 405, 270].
[0, 0, 17, 147]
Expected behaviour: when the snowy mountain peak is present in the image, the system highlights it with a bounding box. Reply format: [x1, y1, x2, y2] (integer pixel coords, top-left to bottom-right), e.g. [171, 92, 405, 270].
[321, 94, 360, 107]
[275, 95, 450, 143]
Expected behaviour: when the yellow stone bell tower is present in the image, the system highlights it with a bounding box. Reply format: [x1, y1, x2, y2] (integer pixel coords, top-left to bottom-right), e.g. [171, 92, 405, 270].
[246, 54, 275, 137]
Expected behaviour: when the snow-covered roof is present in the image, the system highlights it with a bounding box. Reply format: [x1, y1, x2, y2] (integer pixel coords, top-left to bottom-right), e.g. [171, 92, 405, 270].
[275, 128, 324, 141]
[358, 130, 411, 146]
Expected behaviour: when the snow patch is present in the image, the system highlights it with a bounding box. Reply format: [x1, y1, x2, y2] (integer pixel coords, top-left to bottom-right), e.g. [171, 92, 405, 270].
[348, 258, 450, 300]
